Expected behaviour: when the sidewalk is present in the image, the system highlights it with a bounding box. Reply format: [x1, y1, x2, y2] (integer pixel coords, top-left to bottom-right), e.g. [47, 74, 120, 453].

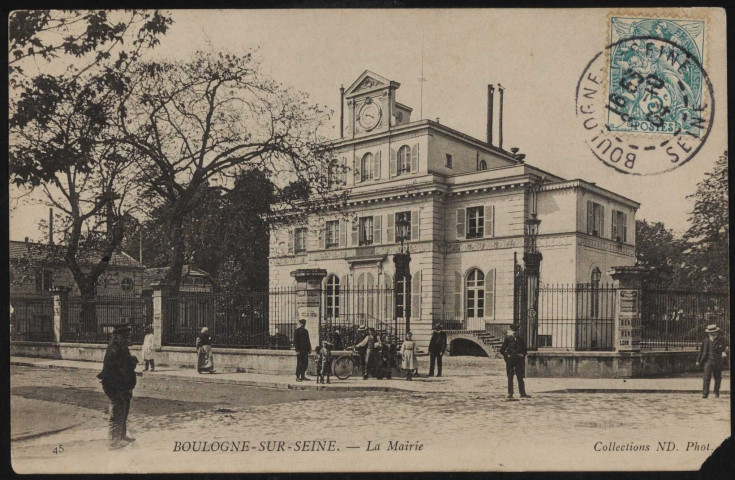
[11, 355, 729, 394]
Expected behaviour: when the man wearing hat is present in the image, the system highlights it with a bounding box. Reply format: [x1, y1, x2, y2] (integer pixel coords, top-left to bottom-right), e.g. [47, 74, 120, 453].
[428, 324, 447, 377]
[696, 324, 729, 398]
[499, 324, 530, 401]
[97, 322, 140, 449]
[293, 319, 312, 381]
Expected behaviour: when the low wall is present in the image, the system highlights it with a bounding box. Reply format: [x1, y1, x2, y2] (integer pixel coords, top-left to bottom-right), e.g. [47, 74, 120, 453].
[525, 350, 709, 378]
[11, 341, 299, 375]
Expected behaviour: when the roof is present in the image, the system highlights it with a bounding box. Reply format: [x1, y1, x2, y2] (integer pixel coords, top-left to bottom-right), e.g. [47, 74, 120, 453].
[9, 240, 144, 268]
[143, 265, 210, 286]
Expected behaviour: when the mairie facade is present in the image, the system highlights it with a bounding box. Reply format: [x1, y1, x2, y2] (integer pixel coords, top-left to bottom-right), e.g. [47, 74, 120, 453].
[269, 71, 639, 349]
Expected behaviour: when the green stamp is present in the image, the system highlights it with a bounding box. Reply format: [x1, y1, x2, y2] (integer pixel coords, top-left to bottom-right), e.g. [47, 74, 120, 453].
[608, 18, 706, 135]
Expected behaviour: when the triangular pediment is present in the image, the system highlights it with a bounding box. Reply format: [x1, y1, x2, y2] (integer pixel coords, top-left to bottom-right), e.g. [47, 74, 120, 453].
[344, 70, 398, 97]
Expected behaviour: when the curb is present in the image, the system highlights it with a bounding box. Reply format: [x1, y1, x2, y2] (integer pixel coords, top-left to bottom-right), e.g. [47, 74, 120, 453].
[12, 424, 81, 442]
[545, 388, 729, 394]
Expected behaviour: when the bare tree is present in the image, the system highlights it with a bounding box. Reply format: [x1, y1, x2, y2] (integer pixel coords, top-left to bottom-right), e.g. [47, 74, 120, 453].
[118, 51, 347, 291]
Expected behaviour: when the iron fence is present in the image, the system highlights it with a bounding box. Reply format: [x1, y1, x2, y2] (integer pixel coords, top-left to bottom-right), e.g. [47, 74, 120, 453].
[62, 295, 152, 344]
[10, 295, 55, 342]
[640, 288, 729, 350]
[321, 287, 406, 347]
[536, 284, 617, 351]
[161, 289, 296, 348]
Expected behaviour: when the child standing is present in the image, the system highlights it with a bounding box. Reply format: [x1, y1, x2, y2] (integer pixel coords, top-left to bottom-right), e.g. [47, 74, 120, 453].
[321, 341, 333, 384]
[401, 332, 417, 381]
[314, 346, 324, 383]
[142, 325, 155, 371]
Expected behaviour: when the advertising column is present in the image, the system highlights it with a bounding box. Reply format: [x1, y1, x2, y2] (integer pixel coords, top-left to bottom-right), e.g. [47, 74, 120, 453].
[291, 269, 327, 349]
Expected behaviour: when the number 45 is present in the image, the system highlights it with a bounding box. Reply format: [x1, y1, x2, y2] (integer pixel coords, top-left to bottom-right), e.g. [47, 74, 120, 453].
[52, 445, 64, 454]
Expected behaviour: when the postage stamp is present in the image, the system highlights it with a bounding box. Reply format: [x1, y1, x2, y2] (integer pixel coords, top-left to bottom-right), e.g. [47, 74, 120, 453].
[575, 15, 714, 176]
[607, 17, 706, 135]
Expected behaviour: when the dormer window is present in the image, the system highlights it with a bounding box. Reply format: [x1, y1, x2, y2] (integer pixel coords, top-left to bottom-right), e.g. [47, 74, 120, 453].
[446, 154, 453, 168]
[478, 160, 488, 171]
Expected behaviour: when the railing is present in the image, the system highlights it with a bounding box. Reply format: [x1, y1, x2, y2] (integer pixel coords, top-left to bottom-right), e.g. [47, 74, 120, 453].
[161, 289, 296, 349]
[640, 288, 729, 350]
[536, 284, 617, 351]
[431, 314, 487, 332]
[10, 295, 55, 342]
[321, 287, 405, 345]
[62, 295, 152, 344]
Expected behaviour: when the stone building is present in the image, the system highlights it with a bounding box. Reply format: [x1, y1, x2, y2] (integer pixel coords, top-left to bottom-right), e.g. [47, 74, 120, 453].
[268, 71, 639, 349]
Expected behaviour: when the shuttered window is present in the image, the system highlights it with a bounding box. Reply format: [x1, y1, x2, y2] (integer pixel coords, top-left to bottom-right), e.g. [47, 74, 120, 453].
[294, 228, 307, 253]
[325, 220, 339, 248]
[612, 209, 628, 242]
[397, 145, 411, 175]
[466, 269, 485, 318]
[467, 206, 485, 239]
[587, 201, 604, 237]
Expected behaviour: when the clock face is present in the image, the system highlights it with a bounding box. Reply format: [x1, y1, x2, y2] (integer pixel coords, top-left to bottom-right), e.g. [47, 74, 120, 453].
[358, 101, 381, 130]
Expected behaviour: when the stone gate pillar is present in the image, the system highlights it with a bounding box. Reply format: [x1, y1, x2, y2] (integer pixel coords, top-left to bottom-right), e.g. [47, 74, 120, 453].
[151, 281, 173, 350]
[291, 269, 327, 348]
[51, 287, 70, 343]
[609, 266, 646, 352]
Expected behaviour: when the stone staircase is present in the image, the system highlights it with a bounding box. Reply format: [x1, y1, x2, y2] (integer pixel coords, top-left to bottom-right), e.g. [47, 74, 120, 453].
[445, 325, 509, 358]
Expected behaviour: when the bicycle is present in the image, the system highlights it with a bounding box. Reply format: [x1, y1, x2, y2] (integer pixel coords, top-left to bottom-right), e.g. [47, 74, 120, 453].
[332, 346, 362, 380]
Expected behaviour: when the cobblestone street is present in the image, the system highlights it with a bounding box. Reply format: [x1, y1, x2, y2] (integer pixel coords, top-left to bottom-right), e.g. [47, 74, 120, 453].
[11, 361, 730, 473]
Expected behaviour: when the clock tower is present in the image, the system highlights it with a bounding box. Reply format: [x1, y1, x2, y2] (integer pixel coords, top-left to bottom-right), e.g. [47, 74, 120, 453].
[342, 70, 412, 138]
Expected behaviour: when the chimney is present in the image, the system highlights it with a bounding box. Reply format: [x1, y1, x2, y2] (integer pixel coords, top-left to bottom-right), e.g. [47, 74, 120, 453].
[48, 208, 54, 244]
[25, 236, 29, 243]
[487, 84, 495, 145]
[435, 117, 440, 123]
[498, 84, 504, 150]
[340, 85, 345, 138]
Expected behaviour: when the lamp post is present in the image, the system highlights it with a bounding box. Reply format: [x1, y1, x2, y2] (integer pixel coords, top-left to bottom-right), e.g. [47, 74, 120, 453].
[393, 216, 412, 336]
[523, 212, 543, 350]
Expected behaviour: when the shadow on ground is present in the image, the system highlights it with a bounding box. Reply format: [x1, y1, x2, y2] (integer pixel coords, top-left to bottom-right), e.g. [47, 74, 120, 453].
[11, 386, 216, 416]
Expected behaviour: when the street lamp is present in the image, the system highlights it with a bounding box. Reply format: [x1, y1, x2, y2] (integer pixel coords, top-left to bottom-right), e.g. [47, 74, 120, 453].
[525, 213, 542, 254]
[395, 215, 411, 254]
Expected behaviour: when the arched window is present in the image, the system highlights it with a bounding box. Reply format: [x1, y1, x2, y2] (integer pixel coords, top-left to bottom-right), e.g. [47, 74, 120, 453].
[397, 145, 411, 175]
[478, 159, 488, 171]
[465, 269, 485, 318]
[326, 275, 340, 318]
[361, 153, 374, 181]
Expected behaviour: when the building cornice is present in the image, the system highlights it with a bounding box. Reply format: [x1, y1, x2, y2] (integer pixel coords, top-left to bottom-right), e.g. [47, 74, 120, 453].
[540, 180, 640, 209]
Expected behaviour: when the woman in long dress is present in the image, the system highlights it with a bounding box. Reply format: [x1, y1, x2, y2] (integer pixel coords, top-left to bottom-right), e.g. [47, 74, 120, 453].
[400, 331, 417, 381]
[196, 327, 215, 374]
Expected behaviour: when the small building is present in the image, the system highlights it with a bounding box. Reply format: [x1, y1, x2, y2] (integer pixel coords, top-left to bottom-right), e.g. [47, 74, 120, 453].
[142, 265, 214, 294]
[268, 70, 639, 350]
[9, 239, 145, 296]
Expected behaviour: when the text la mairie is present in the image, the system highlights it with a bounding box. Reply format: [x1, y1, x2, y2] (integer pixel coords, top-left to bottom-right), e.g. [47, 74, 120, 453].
[269, 70, 639, 350]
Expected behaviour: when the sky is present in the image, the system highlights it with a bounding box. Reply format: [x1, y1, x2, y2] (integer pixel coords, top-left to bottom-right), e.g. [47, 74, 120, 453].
[9, 9, 728, 241]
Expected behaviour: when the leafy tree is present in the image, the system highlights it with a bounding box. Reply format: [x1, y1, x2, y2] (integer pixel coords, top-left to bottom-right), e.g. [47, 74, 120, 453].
[118, 51, 346, 292]
[635, 219, 685, 287]
[9, 10, 171, 311]
[678, 151, 729, 289]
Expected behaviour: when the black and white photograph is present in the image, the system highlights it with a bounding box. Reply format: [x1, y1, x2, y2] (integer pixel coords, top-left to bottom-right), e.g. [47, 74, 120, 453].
[7, 7, 730, 473]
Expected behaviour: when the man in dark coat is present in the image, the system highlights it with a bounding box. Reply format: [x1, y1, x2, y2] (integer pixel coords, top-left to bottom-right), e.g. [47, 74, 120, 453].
[428, 324, 448, 377]
[696, 324, 730, 398]
[293, 319, 312, 381]
[97, 322, 139, 449]
[499, 324, 530, 401]
[332, 328, 344, 351]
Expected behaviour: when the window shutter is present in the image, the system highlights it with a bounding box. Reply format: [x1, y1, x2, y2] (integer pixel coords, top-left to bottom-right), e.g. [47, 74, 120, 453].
[411, 143, 419, 173]
[485, 204, 495, 238]
[411, 270, 422, 320]
[622, 213, 628, 242]
[339, 220, 347, 247]
[411, 210, 420, 241]
[454, 271, 462, 318]
[374, 151, 381, 180]
[598, 205, 605, 237]
[287, 229, 294, 254]
[351, 219, 358, 246]
[485, 268, 496, 319]
[456, 208, 466, 239]
[586, 201, 593, 234]
[387, 213, 395, 243]
[318, 224, 325, 250]
[373, 215, 382, 244]
[390, 148, 397, 177]
[611, 209, 618, 240]
[341, 156, 348, 186]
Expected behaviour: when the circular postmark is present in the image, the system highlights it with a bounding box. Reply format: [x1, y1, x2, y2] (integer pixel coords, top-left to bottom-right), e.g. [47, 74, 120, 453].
[575, 35, 714, 175]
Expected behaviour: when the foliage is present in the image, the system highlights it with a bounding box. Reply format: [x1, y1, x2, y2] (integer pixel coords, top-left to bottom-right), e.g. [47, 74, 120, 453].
[634, 220, 685, 288]
[118, 51, 347, 291]
[9, 10, 171, 297]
